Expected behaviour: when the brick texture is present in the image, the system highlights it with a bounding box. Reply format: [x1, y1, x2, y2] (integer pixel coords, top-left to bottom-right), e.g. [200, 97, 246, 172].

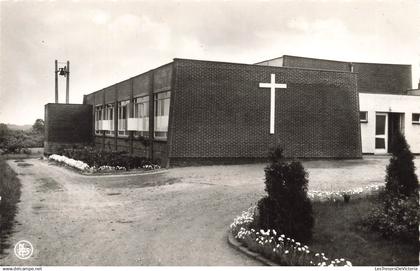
[282, 55, 411, 94]
[84, 63, 173, 165]
[168, 59, 362, 161]
[353, 63, 412, 94]
[44, 103, 92, 154]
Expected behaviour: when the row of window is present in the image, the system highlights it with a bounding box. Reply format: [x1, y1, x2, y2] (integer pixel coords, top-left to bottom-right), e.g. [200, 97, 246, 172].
[94, 91, 170, 139]
[360, 112, 420, 124]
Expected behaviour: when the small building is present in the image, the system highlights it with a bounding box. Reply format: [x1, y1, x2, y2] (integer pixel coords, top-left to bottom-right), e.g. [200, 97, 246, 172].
[44, 55, 420, 167]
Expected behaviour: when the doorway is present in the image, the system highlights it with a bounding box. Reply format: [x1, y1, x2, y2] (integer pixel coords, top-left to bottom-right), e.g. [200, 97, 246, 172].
[374, 112, 405, 154]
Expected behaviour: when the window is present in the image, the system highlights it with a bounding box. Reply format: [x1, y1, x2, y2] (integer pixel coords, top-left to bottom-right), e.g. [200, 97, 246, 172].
[118, 100, 129, 136]
[133, 96, 149, 137]
[413, 113, 420, 124]
[104, 104, 114, 135]
[154, 91, 170, 139]
[94, 105, 103, 134]
[360, 111, 368, 123]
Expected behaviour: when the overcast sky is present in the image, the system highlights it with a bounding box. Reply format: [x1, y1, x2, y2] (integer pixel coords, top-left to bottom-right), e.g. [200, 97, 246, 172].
[1, 0, 419, 125]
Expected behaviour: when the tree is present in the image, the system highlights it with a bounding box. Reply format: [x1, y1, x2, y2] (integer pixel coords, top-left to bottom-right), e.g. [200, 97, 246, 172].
[385, 132, 418, 197]
[257, 147, 314, 243]
[0, 123, 9, 147]
[32, 119, 44, 134]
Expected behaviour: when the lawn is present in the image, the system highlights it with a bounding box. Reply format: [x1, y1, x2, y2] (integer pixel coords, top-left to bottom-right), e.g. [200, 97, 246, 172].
[0, 157, 22, 256]
[310, 196, 418, 266]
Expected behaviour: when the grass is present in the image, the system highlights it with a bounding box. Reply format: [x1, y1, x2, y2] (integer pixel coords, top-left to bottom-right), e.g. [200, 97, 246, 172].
[310, 196, 419, 266]
[0, 157, 22, 256]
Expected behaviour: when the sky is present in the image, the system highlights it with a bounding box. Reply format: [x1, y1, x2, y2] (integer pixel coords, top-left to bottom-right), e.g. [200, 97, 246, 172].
[0, 0, 419, 125]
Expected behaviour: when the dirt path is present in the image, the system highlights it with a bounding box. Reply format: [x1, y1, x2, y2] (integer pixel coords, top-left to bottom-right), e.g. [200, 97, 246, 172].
[2, 157, 419, 265]
[2, 159, 262, 265]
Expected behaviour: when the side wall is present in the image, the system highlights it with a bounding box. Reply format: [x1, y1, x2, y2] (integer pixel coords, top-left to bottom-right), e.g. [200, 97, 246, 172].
[281, 55, 412, 95]
[359, 93, 420, 154]
[44, 103, 93, 154]
[83, 63, 173, 165]
[168, 59, 362, 164]
[353, 63, 412, 94]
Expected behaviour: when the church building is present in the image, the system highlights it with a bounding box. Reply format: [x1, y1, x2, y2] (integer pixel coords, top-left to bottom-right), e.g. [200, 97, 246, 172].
[44, 55, 420, 167]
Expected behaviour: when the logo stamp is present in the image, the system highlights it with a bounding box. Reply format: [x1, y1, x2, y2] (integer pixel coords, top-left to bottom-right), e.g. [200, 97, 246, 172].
[14, 240, 33, 260]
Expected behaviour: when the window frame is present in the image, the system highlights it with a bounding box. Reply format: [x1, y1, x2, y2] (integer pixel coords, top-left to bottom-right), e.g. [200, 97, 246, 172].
[359, 111, 368, 123]
[117, 100, 130, 136]
[412, 113, 420, 124]
[154, 91, 171, 140]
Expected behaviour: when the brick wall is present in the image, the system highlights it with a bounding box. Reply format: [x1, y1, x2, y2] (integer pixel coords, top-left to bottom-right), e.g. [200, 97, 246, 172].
[283, 55, 350, 71]
[83, 63, 173, 165]
[353, 63, 412, 94]
[44, 103, 92, 154]
[281, 55, 411, 95]
[168, 59, 362, 162]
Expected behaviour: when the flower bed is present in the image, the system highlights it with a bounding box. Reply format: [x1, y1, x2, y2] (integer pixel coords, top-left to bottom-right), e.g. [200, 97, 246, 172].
[230, 206, 352, 266]
[61, 147, 159, 170]
[48, 154, 160, 173]
[308, 184, 384, 202]
[230, 184, 386, 266]
[49, 154, 90, 171]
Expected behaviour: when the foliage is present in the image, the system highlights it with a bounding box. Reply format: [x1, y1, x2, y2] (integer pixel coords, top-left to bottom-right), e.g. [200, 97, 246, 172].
[62, 147, 157, 170]
[230, 206, 352, 266]
[308, 184, 383, 203]
[0, 120, 44, 153]
[365, 132, 419, 243]
[0, 157, 22, 254]
[257, 147, 314, 243]
[364, 194, 419, 243]
[385, 132, 418, 196]
[32, 119, 45, 134]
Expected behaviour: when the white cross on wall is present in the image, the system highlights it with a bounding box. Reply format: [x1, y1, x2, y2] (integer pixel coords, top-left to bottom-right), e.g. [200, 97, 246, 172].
[259, 74, 287, 134]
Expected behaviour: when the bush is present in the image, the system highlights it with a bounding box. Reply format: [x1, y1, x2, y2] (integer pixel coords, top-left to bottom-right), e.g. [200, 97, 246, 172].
[365, 132, 419, 242]
[385, 132, 418, 197]
[365, 194, 419, 242]
[256, 147, 314, 243]
[0, 121, 44, 153]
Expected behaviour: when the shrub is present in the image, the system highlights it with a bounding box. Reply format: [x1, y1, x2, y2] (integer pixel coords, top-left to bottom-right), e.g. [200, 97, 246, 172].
[365, 194, 419, 242]
[257, 147, 314, 243]
[385, 132, 418, 197]
[365, 132, 419, 242]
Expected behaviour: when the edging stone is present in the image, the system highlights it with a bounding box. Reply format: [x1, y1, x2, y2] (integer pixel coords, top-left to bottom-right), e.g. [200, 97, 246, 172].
[227, 230, 278, 266]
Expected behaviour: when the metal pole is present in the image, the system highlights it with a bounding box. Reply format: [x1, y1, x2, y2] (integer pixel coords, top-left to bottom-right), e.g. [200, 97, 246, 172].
[55, 60, 58, 103]
[66, 61, 70, 104]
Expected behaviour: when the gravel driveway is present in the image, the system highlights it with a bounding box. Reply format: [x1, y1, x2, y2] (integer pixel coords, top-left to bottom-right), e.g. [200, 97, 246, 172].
[2, 157, 419, 265]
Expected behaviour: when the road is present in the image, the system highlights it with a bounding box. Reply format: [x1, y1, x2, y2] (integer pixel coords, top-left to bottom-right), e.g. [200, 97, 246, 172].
[2, 157, 419, 265]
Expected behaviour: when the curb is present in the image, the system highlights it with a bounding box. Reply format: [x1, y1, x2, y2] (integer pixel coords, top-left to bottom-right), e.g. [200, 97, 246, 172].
[227, 230, 278, 266]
